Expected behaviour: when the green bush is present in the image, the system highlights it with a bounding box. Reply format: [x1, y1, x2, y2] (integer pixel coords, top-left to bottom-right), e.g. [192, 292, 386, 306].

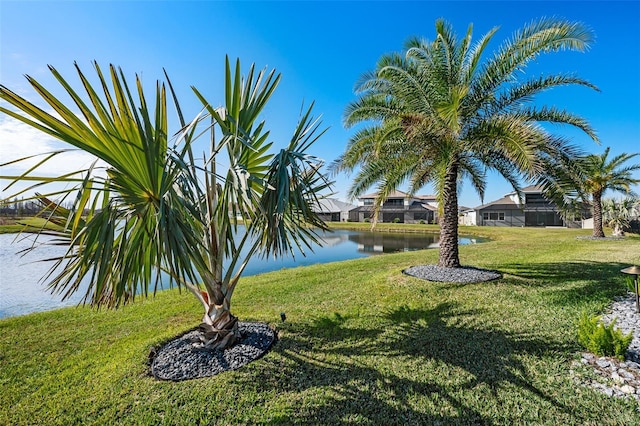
[392, 217, 401, 223]
[577, 312, 633, 360]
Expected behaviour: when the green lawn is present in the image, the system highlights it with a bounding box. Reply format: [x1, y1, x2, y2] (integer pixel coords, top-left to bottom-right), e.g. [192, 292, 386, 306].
[0, 217, 61, 234]
[1, 225, 639, 425]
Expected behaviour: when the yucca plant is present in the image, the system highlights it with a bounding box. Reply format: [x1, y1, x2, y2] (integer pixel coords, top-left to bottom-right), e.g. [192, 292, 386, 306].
[602, 197, 640, 236]
[0, 57, 330, 349]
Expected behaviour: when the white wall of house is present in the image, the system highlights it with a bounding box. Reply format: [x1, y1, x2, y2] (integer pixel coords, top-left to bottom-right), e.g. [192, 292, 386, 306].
[460, 210, 477, 226]
[582, 217, 594, 229]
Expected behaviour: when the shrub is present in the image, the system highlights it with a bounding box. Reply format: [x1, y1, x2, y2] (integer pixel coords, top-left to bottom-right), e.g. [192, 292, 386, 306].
[419, 220, 426, 224]
[392, 217, 401, 223]
[577, 312, 633, 360]
[625, 276, 637, 294]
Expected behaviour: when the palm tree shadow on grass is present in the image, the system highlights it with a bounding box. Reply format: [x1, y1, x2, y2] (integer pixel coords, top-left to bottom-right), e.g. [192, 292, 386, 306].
[234, 303, 586, 424]
[500, 261, 631, 307]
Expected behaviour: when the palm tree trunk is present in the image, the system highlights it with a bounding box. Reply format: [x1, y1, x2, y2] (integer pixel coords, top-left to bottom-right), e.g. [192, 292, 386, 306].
[592, 190, 605, 238]
[199, 286, 239, 350]
[439, 164, 460, 268]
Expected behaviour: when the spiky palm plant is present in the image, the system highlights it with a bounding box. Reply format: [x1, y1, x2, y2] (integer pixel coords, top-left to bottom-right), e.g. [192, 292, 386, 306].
[581, 148, 640, 237]
[602, 197, 640, 236]
[0, 57, 330, 349]
[332, 18, 598, 268]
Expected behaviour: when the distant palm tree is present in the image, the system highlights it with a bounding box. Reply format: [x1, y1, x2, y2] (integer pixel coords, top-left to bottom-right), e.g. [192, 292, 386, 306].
[332, 18, 598, 268]
[602, 197, 640, 236]
[582, 148, 640, 237]
[0, 58, 330, 349]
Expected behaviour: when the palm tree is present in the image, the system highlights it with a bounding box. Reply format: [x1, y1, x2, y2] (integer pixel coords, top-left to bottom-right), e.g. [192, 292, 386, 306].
[602, 197, 640, 236]
[332, 18, 598, 268]
[0, 58, 330, 349]
[582, 148, 640, 237]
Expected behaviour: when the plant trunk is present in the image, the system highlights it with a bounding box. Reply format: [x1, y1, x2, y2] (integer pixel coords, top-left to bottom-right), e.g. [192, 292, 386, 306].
[592, 191, 605, 238]
[198, 287, 240, 350]
[439, 164, 460, 268]
[612, 226, 624, 237]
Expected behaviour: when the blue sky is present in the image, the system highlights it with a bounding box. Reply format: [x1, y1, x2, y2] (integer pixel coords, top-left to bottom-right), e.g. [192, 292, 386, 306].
[1, 0, 639, 208]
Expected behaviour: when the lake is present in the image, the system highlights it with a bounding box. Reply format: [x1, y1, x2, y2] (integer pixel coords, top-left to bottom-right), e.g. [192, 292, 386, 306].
[0, 229, 483, 318]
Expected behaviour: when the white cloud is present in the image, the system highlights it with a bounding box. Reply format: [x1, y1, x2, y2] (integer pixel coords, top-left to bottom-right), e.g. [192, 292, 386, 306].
[0, 115, 105, 199]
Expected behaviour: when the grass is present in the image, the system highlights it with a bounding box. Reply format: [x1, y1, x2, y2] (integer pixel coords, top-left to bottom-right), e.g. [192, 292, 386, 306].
[0, 217, 61, 234]
[1, 225, 640, 424]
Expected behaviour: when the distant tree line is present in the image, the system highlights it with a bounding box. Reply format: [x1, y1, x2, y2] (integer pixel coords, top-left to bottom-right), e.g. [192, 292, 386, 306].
[0, 198, 78, 217]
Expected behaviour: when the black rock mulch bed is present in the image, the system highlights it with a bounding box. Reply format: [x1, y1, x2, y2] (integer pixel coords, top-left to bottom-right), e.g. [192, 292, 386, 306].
[149, 322, 276, 381]
[403, 264, 502, 283]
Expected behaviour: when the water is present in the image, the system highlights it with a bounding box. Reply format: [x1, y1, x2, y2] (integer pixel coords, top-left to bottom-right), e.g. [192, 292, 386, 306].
[0, 233, 88, 318]
[0, 229, 483, 318]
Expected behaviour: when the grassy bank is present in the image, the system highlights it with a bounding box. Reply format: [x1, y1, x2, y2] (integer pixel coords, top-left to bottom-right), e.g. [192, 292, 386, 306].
[1, 226, 639, 424]
[0, 217, 61, 234]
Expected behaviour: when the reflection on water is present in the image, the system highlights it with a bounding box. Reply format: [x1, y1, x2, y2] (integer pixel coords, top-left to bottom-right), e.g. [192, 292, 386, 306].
[347, 232, 480, 254]
[0, 229, 484, 318]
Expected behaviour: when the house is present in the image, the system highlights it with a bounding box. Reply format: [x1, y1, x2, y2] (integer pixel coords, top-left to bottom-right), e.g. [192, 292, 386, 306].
[312, 198, 357, 222]
[463, 185, 586, 227]
[348, 190, 438, 224]
[458, 207, 476, 226]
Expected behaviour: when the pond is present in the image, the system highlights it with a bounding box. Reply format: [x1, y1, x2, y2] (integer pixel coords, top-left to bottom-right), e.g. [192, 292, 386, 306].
[0, 229, 484, 318]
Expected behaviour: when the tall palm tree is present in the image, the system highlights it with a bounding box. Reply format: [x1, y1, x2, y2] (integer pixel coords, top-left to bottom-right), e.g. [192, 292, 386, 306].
[582, 148, 640, 237]
[0, 58, 330, 349]
[332, 18, 598, 268]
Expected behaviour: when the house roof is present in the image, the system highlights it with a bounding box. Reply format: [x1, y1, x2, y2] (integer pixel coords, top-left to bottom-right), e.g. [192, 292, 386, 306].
[349, 203, 436, 213]
[474, 195, 518, 210]
[504, 185, 544, 196]
[312, 198, 356, 213]
[358, 190, 436, 200]
[472, 183, 567, 211]
[408, 202, 438, 211]
[470, 184, 549, 210]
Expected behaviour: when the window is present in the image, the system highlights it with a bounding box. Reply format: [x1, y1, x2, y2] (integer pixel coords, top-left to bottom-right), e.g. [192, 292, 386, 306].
[482, 212, 505, 221]
[363, 199, 374, 206]
[525, 194, 547, 205]
[525, 211, 563, 227]
[382, 212, 403, 223]
[383, 198, 404, 207]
